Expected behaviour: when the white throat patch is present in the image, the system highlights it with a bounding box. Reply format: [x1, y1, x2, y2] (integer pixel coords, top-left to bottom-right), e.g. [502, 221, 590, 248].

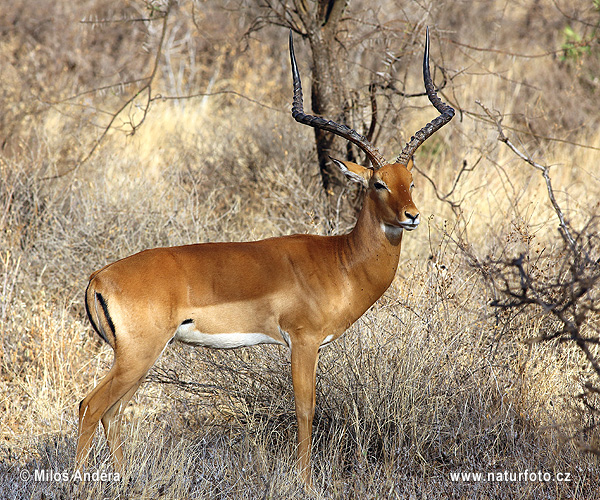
[381, 222, 404, 239]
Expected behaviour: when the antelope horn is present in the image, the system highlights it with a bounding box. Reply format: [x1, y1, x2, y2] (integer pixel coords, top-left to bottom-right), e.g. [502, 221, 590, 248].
[289, 30, 388, 170]
[396, 27, 455, 166]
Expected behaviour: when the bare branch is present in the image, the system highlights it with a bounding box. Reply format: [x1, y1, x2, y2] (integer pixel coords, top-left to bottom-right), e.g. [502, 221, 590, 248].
[43, 3, 173, 180]
[462, 105, 600, 152]
[413, 156, 481, 217]
[150, 90, 283, 112]
[448, 38, 574, 59]
[476, 100, 577, 251]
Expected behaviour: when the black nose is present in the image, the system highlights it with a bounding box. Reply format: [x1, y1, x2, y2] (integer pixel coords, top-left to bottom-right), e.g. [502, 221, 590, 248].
[405, 211, 419, 221]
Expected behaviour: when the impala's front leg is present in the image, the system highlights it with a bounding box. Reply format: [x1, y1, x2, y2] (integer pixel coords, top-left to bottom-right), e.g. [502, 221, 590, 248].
[290, 341, 320, 486]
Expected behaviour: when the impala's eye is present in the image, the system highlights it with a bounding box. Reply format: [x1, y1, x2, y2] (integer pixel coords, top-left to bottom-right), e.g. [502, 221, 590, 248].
[374, 181, 387, 191]
[410, 182, 415, 191]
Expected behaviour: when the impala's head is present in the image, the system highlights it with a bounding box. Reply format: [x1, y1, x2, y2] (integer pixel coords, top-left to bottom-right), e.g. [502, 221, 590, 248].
[289, 28, 454, 233]
[331, 157, 419, 230]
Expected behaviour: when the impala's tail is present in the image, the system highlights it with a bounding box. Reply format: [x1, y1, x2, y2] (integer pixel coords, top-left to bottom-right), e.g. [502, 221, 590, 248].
[84, 275, 116, 349]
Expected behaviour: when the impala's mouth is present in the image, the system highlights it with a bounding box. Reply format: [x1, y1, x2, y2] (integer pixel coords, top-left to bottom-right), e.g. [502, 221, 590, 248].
[398, 217, 420, 231]
[381, 219, 420, 237]
[400, 222, 419, 231]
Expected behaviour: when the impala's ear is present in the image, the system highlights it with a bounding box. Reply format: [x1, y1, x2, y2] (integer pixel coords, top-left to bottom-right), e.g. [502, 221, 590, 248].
[406, 157, 414, 172]
[330, 158, 372, 188]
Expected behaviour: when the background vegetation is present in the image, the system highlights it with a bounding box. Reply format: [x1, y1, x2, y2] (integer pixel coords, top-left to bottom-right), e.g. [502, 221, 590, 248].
[1, 0, 599, 498]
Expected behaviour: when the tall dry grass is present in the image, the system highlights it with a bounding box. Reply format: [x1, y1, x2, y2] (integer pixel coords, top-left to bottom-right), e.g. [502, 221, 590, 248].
[1, 0, 600, 498]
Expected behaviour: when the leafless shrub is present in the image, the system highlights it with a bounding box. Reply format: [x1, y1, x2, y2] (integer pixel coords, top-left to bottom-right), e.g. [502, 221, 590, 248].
[467, 103, 600, 456]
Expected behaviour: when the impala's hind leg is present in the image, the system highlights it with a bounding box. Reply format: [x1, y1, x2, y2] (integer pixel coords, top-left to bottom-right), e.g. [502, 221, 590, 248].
[101, 377, 145, 469]
[76, 343, 164, 469]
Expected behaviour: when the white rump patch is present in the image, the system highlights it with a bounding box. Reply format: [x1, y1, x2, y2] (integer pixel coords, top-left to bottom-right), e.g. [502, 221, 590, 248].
[174, 322, 283, 349]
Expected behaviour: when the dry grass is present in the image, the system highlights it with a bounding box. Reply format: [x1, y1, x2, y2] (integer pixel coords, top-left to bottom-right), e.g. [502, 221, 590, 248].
[1, 0, 600, 498]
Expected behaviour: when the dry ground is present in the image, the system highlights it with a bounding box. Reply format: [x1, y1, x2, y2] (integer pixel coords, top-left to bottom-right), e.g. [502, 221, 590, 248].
[1, 0, 599, 498]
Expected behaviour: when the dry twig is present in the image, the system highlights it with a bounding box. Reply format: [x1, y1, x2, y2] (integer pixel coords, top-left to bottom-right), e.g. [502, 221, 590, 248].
[43, 2, 173, 180]
[476, 99, 576, 250]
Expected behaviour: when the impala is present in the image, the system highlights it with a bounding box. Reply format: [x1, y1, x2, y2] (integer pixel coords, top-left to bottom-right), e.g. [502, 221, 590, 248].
[76, 28, 454, 484]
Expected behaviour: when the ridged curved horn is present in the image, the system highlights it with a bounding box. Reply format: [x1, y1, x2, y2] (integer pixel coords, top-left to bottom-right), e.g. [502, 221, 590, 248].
[396, 27, 455, 166]
[289, 30, 388, 170]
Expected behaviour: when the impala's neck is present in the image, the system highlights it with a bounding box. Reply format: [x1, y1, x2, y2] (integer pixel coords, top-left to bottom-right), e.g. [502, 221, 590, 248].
[341, 194, 404, 297]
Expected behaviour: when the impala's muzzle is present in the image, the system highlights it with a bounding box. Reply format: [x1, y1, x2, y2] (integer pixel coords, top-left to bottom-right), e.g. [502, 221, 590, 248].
[398, 212, 420, 231]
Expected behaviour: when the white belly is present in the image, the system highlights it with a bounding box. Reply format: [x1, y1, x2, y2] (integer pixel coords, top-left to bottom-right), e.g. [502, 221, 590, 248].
[320, 334, 335, 348]
[174, 322, 284, 349]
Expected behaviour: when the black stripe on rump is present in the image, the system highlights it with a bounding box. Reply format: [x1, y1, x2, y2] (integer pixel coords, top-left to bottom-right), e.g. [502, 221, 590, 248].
[96, 292, 116, 343]
[84, 282, 109, 344]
